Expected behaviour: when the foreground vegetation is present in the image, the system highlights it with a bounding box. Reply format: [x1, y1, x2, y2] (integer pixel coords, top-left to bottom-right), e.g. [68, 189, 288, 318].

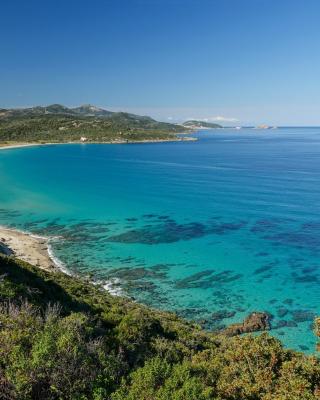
[0, 104, 186, 144]
[0, 254, 319, 399]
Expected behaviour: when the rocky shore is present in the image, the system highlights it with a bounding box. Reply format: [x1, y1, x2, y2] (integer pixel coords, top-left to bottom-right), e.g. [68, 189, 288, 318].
[222, 311, 271, 336]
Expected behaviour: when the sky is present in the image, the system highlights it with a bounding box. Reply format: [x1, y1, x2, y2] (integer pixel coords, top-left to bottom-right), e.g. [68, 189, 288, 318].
[1, 0, 320, 125]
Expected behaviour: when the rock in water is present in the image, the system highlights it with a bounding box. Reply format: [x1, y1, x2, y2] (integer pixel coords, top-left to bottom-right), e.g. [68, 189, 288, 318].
[223, 312, 271, 336]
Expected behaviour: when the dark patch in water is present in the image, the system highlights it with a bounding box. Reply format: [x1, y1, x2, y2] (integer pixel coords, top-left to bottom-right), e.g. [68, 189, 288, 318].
[0, 208, 23, 218]
[29, 220, 120, 246]
[127, 280, 158, 293]
[301, 221, 320, 231]
[177, 307, 209, 320]
[106, 219, 246, 245]
[275, 320, 298, 328]
[264, 227, 320, 250]
[255, 251, 270, 257]
[261, 273, 273, 280]
[250, 219, 280, 233]
[108, 266, 167, 281]
[277, 308, 289, 318]
[292, 272, 318, 283]
[211, 310, 236, 321]
[253, 264, 273, 275]
[175, 270, 214, 289]
[301, 266, 318, 274]
[175, 270, 243, 289]
[149, 263, 171, 272]
[119, 257, 135, 264]
[142, 214, 157, 218]
[291, 310, 316, 323]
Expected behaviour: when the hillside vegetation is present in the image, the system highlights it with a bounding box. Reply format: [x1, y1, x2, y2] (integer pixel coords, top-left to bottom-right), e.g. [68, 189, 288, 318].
[182, 120, 223, 129]
[0, 254, 320, 399]
[0, 104, 186, 144]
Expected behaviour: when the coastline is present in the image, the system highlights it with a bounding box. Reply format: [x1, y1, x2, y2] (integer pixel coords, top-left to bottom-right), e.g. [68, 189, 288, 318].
[0, 136, 197, 151]
[0, 226, 59, 272]
[0, 225, 123, 296]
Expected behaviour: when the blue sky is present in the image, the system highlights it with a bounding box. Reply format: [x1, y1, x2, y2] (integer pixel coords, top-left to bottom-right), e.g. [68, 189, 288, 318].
[1, 0, 320, 125]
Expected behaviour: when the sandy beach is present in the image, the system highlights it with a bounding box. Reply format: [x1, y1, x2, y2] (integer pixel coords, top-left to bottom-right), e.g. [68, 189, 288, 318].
[0, 227, 57, 271]
[0, 136, 197, 152]
[0, 143, 45, 150]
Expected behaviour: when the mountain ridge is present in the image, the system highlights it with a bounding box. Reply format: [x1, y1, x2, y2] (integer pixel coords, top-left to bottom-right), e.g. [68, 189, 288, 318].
[0, 103, 156, 122]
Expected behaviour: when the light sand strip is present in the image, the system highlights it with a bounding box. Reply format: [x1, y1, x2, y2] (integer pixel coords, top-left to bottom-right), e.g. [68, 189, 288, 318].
[0, 227, 57, 271]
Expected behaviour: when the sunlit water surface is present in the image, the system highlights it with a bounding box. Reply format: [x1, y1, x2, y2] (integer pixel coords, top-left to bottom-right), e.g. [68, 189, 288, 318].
[1, 128, 319, 352]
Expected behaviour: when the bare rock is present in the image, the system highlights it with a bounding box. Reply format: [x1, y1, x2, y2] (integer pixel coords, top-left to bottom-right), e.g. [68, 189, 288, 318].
[222, 312, 271, 337]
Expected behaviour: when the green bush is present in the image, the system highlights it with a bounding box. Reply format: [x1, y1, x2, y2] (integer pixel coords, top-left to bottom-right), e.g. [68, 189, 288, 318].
[0, 301, 123, 399]
[0, 255, 320, 399]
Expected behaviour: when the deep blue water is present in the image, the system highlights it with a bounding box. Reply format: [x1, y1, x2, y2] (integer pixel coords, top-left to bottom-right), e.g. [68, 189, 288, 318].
[0, 128, 319, 352]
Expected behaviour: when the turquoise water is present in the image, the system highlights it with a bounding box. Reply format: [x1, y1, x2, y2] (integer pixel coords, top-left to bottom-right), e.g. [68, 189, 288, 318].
[0, 128, 319, 352]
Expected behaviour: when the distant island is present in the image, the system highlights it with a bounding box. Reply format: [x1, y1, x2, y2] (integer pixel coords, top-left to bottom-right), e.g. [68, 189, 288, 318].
[182, 120, 223, 129]
[0, 104, 194, 146]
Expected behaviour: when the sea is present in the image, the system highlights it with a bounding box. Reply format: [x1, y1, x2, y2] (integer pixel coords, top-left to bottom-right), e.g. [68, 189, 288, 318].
[0, 128, 319, 353]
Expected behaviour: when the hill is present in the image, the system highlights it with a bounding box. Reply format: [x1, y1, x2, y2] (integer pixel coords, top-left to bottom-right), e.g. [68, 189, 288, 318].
[183, 120, 223, 129]
[0, 104, 188, 144]
[0, 253, 320, 399]
[0, 104, 148, 120]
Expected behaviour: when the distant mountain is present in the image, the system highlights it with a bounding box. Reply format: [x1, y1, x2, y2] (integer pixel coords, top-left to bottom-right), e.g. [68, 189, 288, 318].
[0, 104, 176, 125]
[45, 104, 72, 114]
[0, 104, 118, 118]
[182, 120, 222, 129]
[72, 104, 113, 117]
[0, 104, 188, 143]
[0, 104, 71, 118]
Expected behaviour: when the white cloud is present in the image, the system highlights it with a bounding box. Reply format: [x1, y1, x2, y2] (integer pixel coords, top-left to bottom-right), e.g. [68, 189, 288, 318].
[185, 115, 239, 123]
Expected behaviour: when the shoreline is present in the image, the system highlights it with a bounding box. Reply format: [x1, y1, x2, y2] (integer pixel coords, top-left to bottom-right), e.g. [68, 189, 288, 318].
[0, 226, 316, 352]
[0, 136, 201, 295]
[0, 225, 123, 296]
[0, 226, 60, 272]
[0, 136, 197, 151]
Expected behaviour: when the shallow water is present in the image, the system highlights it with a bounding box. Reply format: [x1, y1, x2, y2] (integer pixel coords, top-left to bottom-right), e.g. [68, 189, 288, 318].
[0, 128, 319, 352]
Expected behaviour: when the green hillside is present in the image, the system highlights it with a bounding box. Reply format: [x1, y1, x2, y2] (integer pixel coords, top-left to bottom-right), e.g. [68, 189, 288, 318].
[0, 105, 187, 144]
[182, 120, 223, 129]
[0, 254, 319, 399]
